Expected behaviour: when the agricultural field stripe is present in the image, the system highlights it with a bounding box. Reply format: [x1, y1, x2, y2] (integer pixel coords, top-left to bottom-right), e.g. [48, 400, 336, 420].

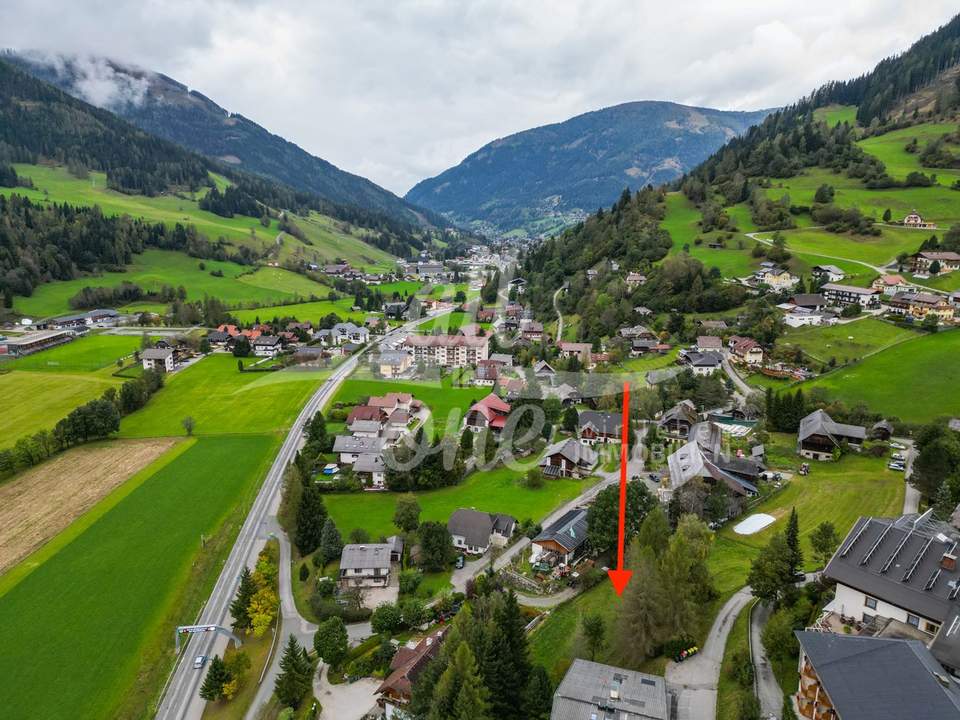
[0, 438, 192, 599]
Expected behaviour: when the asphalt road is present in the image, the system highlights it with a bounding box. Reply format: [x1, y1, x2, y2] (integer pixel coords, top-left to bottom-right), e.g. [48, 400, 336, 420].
[750, 601, 783, 718]
[155, 313, 443, 720]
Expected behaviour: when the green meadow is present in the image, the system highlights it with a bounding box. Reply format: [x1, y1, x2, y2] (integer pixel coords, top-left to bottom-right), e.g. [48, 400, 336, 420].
[763, 225, 923, 267]
[0, 435, 278, 720]
[119, 354, 331, 438]
[858, 122, 960, 185]
[8, 333, 142, 372]
[662, 193, 760, 278]
[13, 249, 323, 318]
[324, 465, 597, 542]
[813, 104, 858, 127]
[230, 298, 364, 324]
[0, 369, 121, 449]
[776, 317, 920, 365]
[799, 329, 960, 423]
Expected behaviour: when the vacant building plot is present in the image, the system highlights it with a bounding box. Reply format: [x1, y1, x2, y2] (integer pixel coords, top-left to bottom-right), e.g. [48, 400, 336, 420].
[800, 329, 960, 423]
[0, 435, 278, 720]
[0, 438, 179, 575]
[118, 353, 330, 438]
[777, 317, 920, 365]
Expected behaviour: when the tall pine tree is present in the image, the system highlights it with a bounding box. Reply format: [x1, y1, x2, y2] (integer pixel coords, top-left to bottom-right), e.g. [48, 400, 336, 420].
[199, 655, 231, 701]
[785, 507, 802, 577]
[274, 635, 311, 708]
[295, 483, 327, 555]
[229, 567, 257, 631]
[319, 517, 343, 566]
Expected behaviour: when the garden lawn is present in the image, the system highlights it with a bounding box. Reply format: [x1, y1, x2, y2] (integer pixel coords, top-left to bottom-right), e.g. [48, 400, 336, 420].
[0, 434, 278, 720]
[776, 317, 920, 365]
[707, 436, 905, 597]
[620, 347, 680, 377]
[799, 329, 960, 423]
[328, 377, 482, 434]
[323, 466, 598, 541]
[0, 369, 120, 449]
[8, 332, 143, 372]
[118, 354, 330, 438]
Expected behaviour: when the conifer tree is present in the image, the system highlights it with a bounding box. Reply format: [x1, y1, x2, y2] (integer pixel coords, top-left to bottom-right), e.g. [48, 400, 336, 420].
[522, 666, 554, 720]
[319, 517, 343, 566]
[274, 635, 311, 708]
[199, 655, 231, 701]
[616, 542, 664, 664]
[295, 483, 327, 555]
[785, 507, 802, 576]
[230, 567, 257, 631]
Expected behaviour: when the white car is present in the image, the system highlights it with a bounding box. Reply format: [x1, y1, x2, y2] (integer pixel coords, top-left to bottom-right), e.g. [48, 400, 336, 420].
[891, 453, 905, 462]
[890, 442, 907, 450]
[193, 655, 207, 669]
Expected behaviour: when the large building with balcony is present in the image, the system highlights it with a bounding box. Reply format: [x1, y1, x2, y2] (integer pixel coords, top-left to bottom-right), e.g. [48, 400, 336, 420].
[794, 631, 960, 720]
[401, 334, 489, 367]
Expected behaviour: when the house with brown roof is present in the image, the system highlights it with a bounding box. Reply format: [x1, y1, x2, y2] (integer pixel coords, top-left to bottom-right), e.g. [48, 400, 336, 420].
[558, 341, 592, 365]
[728, 335, 764, 367]
[912, 251, 960, 274]
[377, 629, 448, 719]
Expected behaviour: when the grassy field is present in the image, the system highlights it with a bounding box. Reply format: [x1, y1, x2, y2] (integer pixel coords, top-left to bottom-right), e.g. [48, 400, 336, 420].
[288, 211, 396, 271]
[13, 249, 323, 318]
[776, 317, 920, 365]
[8, 333, 143, 372]
[799, 329, 960, 423]
[858, 122, 960, 185]
[814, 104, 858, 127]
[323, 466, 597, 541]
[763, 225, 924, 267]
[662, 193, 760, 278]
[328, 376, 483, 435]
[620, 347, 680, 377]
[0, 369, 121, 449]
[119, 354, 330, 438]
[0, 435, 278, 720]
[230, 298, 365, 324]
[707, 435, 905, 596]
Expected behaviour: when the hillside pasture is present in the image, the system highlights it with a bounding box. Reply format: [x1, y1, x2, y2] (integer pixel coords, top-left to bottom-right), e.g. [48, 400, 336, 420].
[0, 435, 277, 720]
[230, 298, 365, 324]
[776, 317, 920, 365]
[765, 225, 924, 267]
[662, 193, 759, 278]
[858, 122, 960, 185]
[813, 104, 858, 127]
[799, 328, 960, 423]
[118, 354, 330, 438]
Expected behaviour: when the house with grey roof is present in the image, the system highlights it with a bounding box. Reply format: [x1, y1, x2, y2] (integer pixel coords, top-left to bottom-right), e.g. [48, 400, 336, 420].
[578, 411, 623, 445]
[795, 630, 960, 720]
[447, 508, 516, 555]
[339, 543, 393, 588]
[823, 510, 960, 673]
[539, 439, 598, 478]
[353, 453, 386, 489]
[141, 347, 175, 372]
[333, 435, 384, 463]
[532, 508, 589, 566]
[797, 409, 866, 460]
[659, 399, 700, 437]
[550, 659, 670, 720]
[661, 435, 759, 504]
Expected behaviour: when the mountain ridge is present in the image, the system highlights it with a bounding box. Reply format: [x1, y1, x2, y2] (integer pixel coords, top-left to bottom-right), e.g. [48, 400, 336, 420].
[405, 100, 771, 238]
[4, 51, 447, 231]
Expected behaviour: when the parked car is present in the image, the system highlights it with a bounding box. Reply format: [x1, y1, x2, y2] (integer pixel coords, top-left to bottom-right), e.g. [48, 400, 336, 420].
[193, 655, 207, 669]
[890, 442, 907, 450]
[891, 453, 905, 462]
[455, 555, 465, 569]
[888, 462, 905, 472]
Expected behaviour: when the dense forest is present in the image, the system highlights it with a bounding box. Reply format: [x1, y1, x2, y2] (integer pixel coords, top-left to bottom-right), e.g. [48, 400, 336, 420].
[0, 193, 256, 301]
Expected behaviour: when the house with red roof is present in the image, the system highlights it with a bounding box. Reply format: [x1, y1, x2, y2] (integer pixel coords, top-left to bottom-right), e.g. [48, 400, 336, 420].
[465, 393, 511, 433]
[377, 628, 447, 718]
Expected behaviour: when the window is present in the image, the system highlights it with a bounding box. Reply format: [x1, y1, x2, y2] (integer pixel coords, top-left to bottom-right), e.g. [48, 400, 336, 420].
[863, 612, 875, 623]
[864, 596, 878, 610]
[925, 622, 939, 634]
[907, 614, 920, 628]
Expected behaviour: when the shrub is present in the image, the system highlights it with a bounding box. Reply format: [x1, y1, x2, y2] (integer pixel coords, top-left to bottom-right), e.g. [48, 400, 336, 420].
[398, 569, 423, 595]
[299, 563, 309, 582]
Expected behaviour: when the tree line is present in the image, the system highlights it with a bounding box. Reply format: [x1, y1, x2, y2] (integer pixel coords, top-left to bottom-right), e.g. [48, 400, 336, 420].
[0, 368, 164, 478]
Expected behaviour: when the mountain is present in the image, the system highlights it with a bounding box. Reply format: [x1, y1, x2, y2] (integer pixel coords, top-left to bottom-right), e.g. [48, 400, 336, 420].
[405, 101, 771, 238]
[5, 51, 442, 230]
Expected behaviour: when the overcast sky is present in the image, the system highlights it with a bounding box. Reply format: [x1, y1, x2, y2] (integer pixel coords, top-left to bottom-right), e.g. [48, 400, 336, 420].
[1, 1, 958, 195]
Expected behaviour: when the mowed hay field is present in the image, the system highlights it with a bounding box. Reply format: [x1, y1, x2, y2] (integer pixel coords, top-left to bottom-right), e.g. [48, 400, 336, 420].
[800, 329, 960, 423]
[0, 435, 278, 720]
[9, 332, 142, 372]
[0, 438, 178, 575]
[0, 369, 120, 449]
[119, 353, 331, 438]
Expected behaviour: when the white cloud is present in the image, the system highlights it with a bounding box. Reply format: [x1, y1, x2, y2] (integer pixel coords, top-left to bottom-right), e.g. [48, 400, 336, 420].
[1, 1, 957, 194]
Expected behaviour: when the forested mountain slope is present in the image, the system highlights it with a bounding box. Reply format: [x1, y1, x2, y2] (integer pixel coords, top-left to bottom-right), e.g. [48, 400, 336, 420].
[406, 101, 770, 238]
[5, 51, 446, 231]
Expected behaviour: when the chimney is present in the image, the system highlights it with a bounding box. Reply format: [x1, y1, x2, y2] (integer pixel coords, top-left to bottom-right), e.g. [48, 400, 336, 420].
[942, 553, 957, 572]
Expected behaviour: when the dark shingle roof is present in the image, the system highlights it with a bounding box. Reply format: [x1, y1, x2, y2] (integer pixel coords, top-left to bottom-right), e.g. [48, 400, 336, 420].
[796, 631, 960, 720]
[533, 509, 589, 554]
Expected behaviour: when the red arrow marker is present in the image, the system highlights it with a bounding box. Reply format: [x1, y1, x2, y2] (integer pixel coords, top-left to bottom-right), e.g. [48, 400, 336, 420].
[607, 381, 633, 597]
